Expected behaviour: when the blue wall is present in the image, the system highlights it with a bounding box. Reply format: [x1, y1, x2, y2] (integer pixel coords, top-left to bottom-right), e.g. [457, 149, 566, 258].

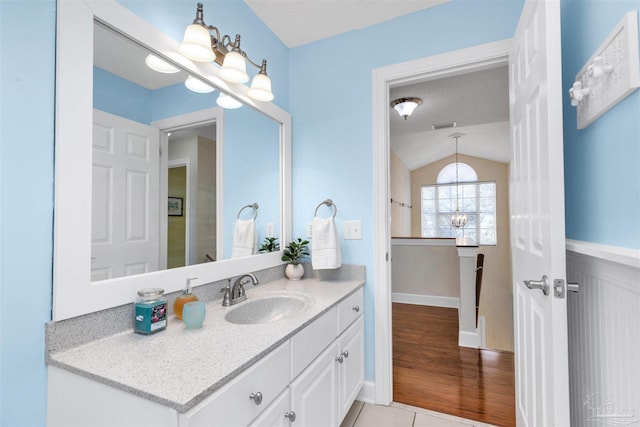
[8, 0, 637, 424]
[561, 0, 640, 250]
[0, 1, 56, 426]
[289, 0, 523, 381]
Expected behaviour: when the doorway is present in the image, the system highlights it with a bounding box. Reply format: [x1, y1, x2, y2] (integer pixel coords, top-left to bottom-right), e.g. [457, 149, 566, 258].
[372, 39, 513, 405]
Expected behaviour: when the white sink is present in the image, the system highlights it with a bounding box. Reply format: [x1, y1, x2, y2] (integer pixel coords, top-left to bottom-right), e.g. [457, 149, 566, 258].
[225, 295, 309, 324]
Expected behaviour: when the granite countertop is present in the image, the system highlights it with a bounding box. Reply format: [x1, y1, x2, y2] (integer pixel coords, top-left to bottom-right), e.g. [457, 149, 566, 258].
[47, 277, 364, 413]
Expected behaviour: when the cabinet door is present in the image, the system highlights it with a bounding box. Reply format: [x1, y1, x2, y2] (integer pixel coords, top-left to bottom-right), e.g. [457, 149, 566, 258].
[250, 389, 290, 427]
[290, 341, 339, 427]
[337, 316, 364, 421]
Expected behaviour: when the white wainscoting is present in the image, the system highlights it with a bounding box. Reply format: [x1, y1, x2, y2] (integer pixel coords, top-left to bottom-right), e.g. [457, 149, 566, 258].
[566, 240, 640, 426]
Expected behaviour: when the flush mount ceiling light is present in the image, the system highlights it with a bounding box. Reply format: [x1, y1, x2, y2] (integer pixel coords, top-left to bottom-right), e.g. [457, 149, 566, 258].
[390, 97, 422, 120]
[179, 2, 274, 102]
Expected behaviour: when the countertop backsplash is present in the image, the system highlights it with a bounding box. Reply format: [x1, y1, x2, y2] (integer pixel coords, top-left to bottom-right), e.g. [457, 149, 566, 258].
[45, 263, 364, 358]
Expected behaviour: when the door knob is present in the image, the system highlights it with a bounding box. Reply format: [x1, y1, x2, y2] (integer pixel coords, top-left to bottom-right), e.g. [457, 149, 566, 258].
[524, 275, 549, 295]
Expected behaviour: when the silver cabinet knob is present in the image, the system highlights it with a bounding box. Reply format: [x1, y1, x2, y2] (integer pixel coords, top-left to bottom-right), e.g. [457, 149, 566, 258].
[284, 411, 296, 422]
[335, 355, 344, 363]
[249, 392, 263, 405]
[352, 305, 360, 313]
[342, 350, 349, 359]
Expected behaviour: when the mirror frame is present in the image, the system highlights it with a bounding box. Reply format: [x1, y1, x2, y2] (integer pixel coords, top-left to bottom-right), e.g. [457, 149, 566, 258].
[53, 0, 291, 320]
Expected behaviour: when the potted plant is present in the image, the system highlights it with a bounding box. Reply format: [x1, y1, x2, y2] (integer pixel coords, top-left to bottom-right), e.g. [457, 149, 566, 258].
[258, 237, 280, 253]
[281, 238, 310, 280]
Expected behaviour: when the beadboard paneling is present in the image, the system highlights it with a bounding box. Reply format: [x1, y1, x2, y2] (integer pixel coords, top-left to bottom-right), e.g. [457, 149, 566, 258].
[566, 248, 640, 426]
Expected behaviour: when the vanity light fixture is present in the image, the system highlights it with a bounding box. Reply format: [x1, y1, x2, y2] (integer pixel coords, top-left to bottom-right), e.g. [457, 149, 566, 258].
[180, 3, 274, 101]
[450, 133, 468, 229]
[216, 92, 243, 109]
[185, 75, 215, 93]
[390, 97, 422, 120]
[144, 54, 180, 74]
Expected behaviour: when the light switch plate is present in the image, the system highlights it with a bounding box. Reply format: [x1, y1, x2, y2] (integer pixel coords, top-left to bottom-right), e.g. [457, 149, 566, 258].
[307, 221, 314, 238]
[344, 220, 362, 240]
[266, 223, 274, 238]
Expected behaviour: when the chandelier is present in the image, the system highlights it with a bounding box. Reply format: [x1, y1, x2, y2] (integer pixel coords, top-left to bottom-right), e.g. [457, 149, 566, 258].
[450, 134, 468, 228]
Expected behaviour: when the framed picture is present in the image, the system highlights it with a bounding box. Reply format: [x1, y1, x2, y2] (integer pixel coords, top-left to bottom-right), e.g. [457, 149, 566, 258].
[168, 197, 183, 216]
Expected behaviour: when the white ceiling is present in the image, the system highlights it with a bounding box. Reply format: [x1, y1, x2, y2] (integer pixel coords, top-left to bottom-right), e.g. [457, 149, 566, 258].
[244, 0, 449, 48]
[390, 65, 510, 170]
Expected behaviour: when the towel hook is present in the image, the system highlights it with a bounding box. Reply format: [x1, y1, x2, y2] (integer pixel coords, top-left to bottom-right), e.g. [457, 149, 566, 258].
[237, 202, 259, 220]
[314, 199, 337, 219]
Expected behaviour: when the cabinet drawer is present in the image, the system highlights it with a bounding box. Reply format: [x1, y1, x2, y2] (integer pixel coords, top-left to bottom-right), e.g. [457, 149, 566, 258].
[182, 342, 290, 427]
[290, 306, 337, 380]
[337, 288, 363, 335]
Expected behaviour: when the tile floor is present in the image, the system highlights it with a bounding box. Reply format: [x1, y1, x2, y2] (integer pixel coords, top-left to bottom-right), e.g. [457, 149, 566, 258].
[340, 401, 497, 427]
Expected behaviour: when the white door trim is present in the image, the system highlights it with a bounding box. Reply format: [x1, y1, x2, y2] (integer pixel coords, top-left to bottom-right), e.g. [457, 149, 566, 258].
[371, 38, 512, 404]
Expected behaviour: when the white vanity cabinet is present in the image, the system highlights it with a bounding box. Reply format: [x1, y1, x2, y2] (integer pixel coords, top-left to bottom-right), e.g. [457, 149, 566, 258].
[289, 289, 364, 427]
[47, 286, 364, 427]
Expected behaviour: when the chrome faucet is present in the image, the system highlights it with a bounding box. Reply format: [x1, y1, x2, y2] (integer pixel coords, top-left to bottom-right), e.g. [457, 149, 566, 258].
[221, 273, 259, 306]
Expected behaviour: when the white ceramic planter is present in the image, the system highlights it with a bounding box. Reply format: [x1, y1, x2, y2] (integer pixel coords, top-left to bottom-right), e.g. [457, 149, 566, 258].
[285, 263, 304, 280]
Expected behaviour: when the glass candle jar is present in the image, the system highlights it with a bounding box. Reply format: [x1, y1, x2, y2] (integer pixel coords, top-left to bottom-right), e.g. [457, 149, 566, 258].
[134, 288, 168, 335]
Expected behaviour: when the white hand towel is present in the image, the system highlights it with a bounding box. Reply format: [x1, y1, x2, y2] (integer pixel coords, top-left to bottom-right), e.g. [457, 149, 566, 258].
[232, 219, 256, 258]
[311, 217, 342, 270]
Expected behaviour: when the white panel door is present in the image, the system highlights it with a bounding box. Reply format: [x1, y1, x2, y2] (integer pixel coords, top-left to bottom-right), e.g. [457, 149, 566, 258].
[509, 1, 570, 426]
[92, 110, 160, 281]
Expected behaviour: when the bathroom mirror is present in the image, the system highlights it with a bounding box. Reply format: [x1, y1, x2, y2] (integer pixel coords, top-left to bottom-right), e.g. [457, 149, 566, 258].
[92, 22, 281, 280]
[53, 0, 291, 320]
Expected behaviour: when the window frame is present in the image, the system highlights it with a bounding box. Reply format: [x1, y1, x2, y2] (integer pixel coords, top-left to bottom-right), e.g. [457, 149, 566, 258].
[420, 180, 497, 246]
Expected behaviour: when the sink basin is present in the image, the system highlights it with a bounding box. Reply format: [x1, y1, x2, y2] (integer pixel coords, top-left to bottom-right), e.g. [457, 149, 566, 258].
[225, 295, 308, 324]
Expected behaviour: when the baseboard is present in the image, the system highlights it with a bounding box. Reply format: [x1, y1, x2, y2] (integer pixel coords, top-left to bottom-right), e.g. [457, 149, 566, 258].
[392, 292, 459, 308]
[458, 330, 480, 348]
[356, 380, 376, 404]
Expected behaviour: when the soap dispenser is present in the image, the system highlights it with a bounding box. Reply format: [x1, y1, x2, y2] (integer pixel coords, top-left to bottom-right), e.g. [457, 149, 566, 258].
[174, 277, 199, 320]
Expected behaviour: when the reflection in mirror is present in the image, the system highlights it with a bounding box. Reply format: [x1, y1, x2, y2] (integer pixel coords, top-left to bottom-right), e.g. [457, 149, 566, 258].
[91, 21, 280, 282]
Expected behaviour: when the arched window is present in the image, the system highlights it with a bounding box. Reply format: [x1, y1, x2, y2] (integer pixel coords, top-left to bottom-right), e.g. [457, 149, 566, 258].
[437, 162, 478, 183]
[421, 163, 497, 245]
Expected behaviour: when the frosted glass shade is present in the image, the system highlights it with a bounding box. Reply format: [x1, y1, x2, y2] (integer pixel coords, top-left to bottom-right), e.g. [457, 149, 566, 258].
[216, 92, 243, 109]
[248, 73, 274, 102]
[185, 76, 215, 93]
[393, 101, 419, 118]
[219, 51, 249, 83]
[145, 54, 180, 74]
[179, 24, 215, 62]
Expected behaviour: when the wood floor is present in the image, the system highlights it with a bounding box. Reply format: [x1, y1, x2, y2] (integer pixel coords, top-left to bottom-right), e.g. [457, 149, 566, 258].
[393, 303, 516, 427]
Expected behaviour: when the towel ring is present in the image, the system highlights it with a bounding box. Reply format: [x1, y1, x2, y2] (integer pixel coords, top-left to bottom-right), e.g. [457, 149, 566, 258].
[237, 202, 259, 220]
[314, 199, 337, 219]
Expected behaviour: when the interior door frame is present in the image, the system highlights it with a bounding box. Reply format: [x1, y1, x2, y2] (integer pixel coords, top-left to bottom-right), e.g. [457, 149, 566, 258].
[371, 38, 512, 404]
[167, 160, 191, 267]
